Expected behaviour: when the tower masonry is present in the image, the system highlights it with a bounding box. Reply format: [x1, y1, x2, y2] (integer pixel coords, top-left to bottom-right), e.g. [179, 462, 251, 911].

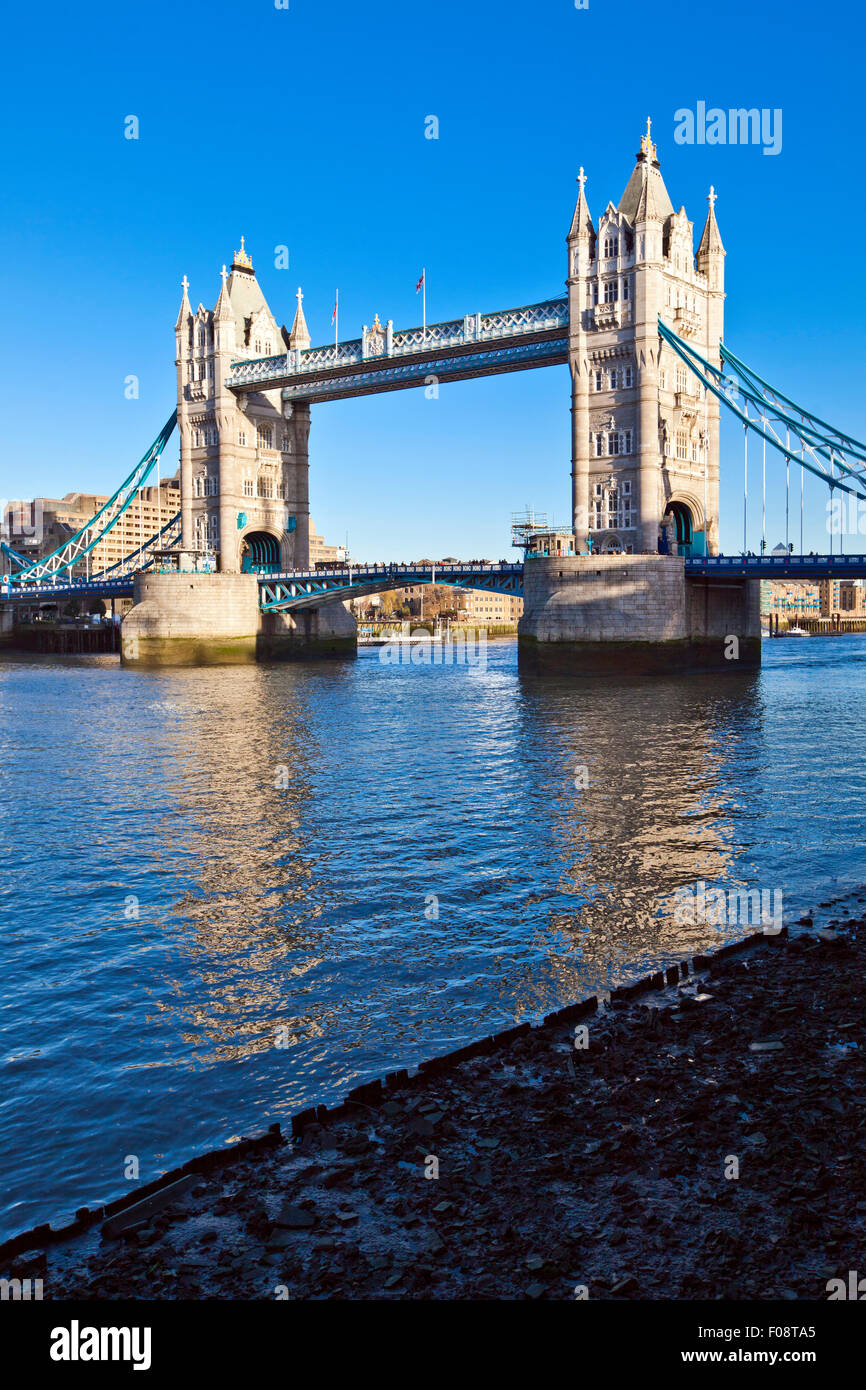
[175, 240, 312, 574]
[567, 121, 725, 559]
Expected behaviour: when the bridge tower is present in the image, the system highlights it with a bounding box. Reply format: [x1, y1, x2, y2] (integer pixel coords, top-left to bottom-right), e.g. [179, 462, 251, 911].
[174, 241, 311, 573]
[567, 122, 725, 558]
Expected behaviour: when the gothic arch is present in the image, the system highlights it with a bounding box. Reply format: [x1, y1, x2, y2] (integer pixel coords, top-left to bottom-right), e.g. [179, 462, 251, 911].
[665, 489, 706, 534]
[239, 527, 284, 574]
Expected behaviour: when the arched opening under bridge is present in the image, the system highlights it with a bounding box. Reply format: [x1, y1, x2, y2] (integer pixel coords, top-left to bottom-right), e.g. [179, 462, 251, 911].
[241, 531, 281, 574]
[661, 500, 705, 558]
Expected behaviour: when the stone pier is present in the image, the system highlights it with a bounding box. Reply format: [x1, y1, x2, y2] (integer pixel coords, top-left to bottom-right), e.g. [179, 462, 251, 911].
[120, 572, 357, 667]
[257, 601, 357, 661]
[518, 554, 761, 675]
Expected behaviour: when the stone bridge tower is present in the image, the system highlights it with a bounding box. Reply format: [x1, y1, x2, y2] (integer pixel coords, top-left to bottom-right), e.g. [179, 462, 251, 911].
[567, 122, 725, 558]
[175, 240, 312, 573]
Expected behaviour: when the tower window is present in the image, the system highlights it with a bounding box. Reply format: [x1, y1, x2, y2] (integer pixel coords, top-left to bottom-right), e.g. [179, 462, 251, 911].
[624, 366, 634, 388]
[603, 236, 619, 258]
[603, 280, 618, 304]
[257, 425, 273, 450]
[243, 479, 254, 497]
[609, 368, 619, 390]
[594, 370, 603, 391]
[238, 431, 247, 446]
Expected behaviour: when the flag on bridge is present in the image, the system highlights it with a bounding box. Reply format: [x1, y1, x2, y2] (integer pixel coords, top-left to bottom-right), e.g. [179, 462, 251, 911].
[331, 290, 338, 324]
[416, 268, 426, 333]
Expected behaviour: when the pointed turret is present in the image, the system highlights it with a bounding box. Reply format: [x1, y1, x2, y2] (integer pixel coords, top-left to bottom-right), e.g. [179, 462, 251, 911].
[289, 287, 311, 352]
[567, 166, 594, 242]
[213, 265, 235, 322]
[618, 119, 674, 225]
[696, 186, 725, 292]
[567, 167, 595, 282]
[212, 263, 236, 356]
[175, 274, 192, 329]
[697, 186, 725, 258]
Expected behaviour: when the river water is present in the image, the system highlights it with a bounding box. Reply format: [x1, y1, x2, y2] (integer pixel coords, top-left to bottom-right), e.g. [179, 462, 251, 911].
[1, 636, 864, 1241]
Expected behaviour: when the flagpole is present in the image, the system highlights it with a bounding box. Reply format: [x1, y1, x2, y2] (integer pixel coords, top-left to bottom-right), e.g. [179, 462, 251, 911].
[422, 267, 426, 336]
[335, 288, 339, 349]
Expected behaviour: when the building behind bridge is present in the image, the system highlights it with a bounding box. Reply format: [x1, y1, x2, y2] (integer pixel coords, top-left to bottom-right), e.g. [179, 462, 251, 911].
[352, 582, 522, 626]
[760, 578, 866, 619]
[4, 477, 180, 584]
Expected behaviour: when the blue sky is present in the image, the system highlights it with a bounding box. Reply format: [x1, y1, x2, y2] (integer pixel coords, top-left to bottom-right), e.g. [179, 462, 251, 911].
[1, 0, 863, 558]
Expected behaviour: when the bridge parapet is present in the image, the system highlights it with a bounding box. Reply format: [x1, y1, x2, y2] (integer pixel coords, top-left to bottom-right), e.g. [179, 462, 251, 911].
[226, 298, 569, 394]
[258, 562, 524, 612]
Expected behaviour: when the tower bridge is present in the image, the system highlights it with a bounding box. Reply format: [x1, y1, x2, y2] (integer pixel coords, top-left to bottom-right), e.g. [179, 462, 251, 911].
[5, 122, 866, 671]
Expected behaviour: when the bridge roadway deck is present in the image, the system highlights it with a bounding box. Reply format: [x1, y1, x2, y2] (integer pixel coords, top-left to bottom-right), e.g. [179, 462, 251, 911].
[5, 555, 866, 609]
[225, 298, 570, 402]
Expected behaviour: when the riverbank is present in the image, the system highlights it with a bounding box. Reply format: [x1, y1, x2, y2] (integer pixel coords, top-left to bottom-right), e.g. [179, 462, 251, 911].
[25, 891, 866, 1301]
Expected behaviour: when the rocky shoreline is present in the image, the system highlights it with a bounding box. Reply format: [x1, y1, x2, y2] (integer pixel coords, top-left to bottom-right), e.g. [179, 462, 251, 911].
[19, 897, 866, 1301]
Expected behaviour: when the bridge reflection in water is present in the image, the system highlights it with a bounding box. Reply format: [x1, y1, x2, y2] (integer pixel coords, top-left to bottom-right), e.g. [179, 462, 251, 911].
[129, 650, 761, 1071]
[6, 637, 836, 1241]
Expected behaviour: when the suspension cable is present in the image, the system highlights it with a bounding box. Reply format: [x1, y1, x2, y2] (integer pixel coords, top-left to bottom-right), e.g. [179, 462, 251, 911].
[743, 424, 748, 554]
[785, 427, 790, 554]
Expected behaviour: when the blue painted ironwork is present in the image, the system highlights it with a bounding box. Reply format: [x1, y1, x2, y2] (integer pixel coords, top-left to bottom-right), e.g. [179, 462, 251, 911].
[1, 539, 30, 572]
[259, 562, 525, 612]
[685, 554, 866, 579]
[10, 554, 866, 616]
[227, 299, 569, 401]
[89, 511, 182, 580]
[9, 412, 178, 584]
[2, 576, 135, 604]
[658, 320, 866, 502]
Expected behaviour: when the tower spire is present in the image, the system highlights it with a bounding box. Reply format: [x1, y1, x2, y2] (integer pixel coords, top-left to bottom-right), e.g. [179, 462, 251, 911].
[289, 285, 311, 351]
[697, 185, 725, 259]
[567, 166, 594, 241]
[213, 262, 235, 321]
[175, 273, 192, 329]
[618, 118, 673, 223]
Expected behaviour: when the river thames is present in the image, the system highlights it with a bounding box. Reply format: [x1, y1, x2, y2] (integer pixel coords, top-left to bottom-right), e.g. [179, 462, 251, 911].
[1, 636, 864, 1241]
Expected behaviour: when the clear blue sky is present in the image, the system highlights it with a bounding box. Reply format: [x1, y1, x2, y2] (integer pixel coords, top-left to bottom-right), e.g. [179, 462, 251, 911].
[1, 0, 863, 558]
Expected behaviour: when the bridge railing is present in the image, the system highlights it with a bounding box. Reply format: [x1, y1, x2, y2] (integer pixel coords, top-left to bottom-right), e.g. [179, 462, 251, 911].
[227, 298, 569, 389]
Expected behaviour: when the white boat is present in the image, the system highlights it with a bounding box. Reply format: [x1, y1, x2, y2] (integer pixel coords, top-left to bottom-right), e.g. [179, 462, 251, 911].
[787, 626, 810, 637]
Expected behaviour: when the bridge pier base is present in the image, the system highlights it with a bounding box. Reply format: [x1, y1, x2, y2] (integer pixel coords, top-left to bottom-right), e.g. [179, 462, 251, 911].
[518, 555, 761, 675]
[120, 573, 261, 667]
[257, 601, 357, 661]
[119, 573, 358, 666]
